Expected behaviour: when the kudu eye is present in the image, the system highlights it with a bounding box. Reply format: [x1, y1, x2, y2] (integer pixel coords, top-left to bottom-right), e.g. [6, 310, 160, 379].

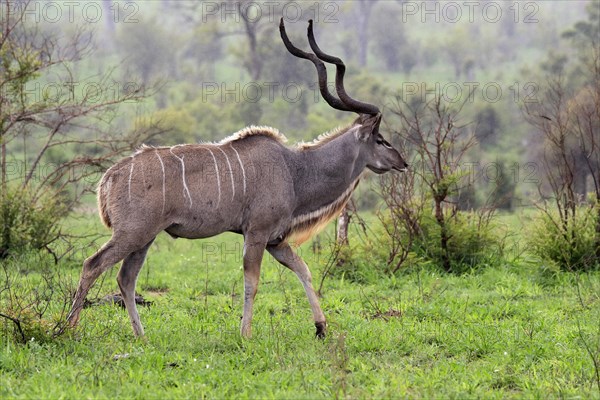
[376, 136, 393, 149]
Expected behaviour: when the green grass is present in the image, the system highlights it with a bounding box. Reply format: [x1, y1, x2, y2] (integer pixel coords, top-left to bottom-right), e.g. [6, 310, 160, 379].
[1, 215, 599, 399]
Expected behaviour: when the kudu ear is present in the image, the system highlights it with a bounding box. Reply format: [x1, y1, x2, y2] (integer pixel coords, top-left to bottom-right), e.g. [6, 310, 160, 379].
[349, 124, 366, 142]
[353, 113, 382, 142]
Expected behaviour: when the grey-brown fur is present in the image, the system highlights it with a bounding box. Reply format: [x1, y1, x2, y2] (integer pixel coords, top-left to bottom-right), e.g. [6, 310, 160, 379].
[65, 21, 408, 339]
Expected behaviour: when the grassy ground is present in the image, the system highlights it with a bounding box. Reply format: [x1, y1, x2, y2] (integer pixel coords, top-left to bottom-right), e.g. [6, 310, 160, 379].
[1, 214, 599, 399]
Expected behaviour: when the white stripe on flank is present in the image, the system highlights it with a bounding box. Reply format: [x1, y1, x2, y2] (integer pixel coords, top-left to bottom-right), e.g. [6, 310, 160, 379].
[218, 147, 235, 200]
[155, 150, 166, 215]
[206, 148, 221, 207]
[230, 143, 246, 195]
[128, 163, 134, 201]
[169, 148, 193, 208]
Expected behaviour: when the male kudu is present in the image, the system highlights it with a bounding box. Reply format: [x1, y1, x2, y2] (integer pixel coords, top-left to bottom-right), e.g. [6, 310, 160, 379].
[66, 19, 408, 339]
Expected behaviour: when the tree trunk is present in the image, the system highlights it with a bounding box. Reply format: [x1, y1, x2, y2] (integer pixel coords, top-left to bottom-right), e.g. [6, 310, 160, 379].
[595, 168, 600, 265]
[1, 133, 8, 257]
[102, 0, 116, 36]
[240, 6, 262, 80]
[573, 164, 588, 199]
[1, 136, 5, 195]
[596, 202, 600, 264]
[435, 198, 451, 272]
[355, 0, 378, 67]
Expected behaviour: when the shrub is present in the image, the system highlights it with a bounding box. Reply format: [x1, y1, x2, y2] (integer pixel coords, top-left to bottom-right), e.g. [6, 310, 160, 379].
[383, 208, 502, 275]
[328, 243, 382, 284]
[0, 253, 73, 344]
[415, 212, 500, 272]
[327, 208, 502, 282]
[527, 204, 599, 271]
[0, 186, 65, 258]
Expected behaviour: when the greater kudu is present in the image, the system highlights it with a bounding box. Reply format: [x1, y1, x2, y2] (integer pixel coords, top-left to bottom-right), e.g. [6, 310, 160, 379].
[66, 19, 408, 339]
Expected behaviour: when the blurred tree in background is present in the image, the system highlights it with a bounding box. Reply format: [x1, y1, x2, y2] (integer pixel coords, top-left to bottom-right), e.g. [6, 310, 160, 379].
[0, 1, 160, 257]
[371, 2, 418, 75]
[525, 2, 599, 270]
[118, 20, 176, 85]
[474, 106, 501, 150]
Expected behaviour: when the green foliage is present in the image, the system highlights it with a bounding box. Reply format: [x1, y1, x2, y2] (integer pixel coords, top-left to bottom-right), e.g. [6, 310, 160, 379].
[148, 108, 198, 144]
[117, 19, 176, 83]
[541, 51, 569, 75]
[259, 31, 315, 88]
[331, 208, 502, 281]
[146, 96, 264, 145]
[456, 182, 477, 210]
[371, 3, 419, 74]
[442, 212, 502, 271]
[1, 307, 56, 345]
[0, 186, 65, 257]
[0, 251, 73, 344]
[405, 210, 501, 274]
[486, 160, 517, 211]
[183, 19, 224, 79]
[562, 1, 600, 49]
[475, 106, 501, 149]
[328, 242, 386, 284]
[345, 72, 389, 109]
[527, 204, 599, 271]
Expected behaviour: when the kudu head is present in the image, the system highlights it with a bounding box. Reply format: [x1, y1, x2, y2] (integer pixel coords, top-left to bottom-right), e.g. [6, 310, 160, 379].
[279, 19, 408, 174]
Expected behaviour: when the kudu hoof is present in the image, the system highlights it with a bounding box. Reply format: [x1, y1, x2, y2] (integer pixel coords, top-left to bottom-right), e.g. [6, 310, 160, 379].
[315, 321, 327, 339]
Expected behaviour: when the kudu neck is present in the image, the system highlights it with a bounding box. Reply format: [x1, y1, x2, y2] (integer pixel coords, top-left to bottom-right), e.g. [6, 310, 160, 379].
[293, 128, 365, 214]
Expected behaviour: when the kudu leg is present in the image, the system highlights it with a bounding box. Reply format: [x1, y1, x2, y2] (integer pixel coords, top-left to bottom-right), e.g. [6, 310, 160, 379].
[117, 239, 154, 337]
[66, 236, 151, 330]
[267, 243, 327, 338]
[240, 236, 267, 338]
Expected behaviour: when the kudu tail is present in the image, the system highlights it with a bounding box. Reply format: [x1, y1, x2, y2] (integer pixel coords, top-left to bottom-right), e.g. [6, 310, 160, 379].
[97, 171, 112, 229]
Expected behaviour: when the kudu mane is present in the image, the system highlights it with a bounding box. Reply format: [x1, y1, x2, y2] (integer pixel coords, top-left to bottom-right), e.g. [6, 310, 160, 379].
[133, 124, 350, 151]
[219, 125, 288, 145]
[220, 124, 356, 152]
[297, 124, 353, 150]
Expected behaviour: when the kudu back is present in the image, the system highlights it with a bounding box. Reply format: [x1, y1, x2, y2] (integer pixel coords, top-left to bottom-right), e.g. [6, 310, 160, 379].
[66, 19, 407, 339]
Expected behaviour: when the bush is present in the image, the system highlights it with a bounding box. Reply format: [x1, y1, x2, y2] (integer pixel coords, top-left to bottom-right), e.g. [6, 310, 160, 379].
[527, 204, 599, 271]
[328, 208, 503, 282]
[0, 253, 73, 344]
[411, 212, 501, 273]
[328, 243, 383, 284]
[0, 186, 65, 258]
[394, 210, 502, 274]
